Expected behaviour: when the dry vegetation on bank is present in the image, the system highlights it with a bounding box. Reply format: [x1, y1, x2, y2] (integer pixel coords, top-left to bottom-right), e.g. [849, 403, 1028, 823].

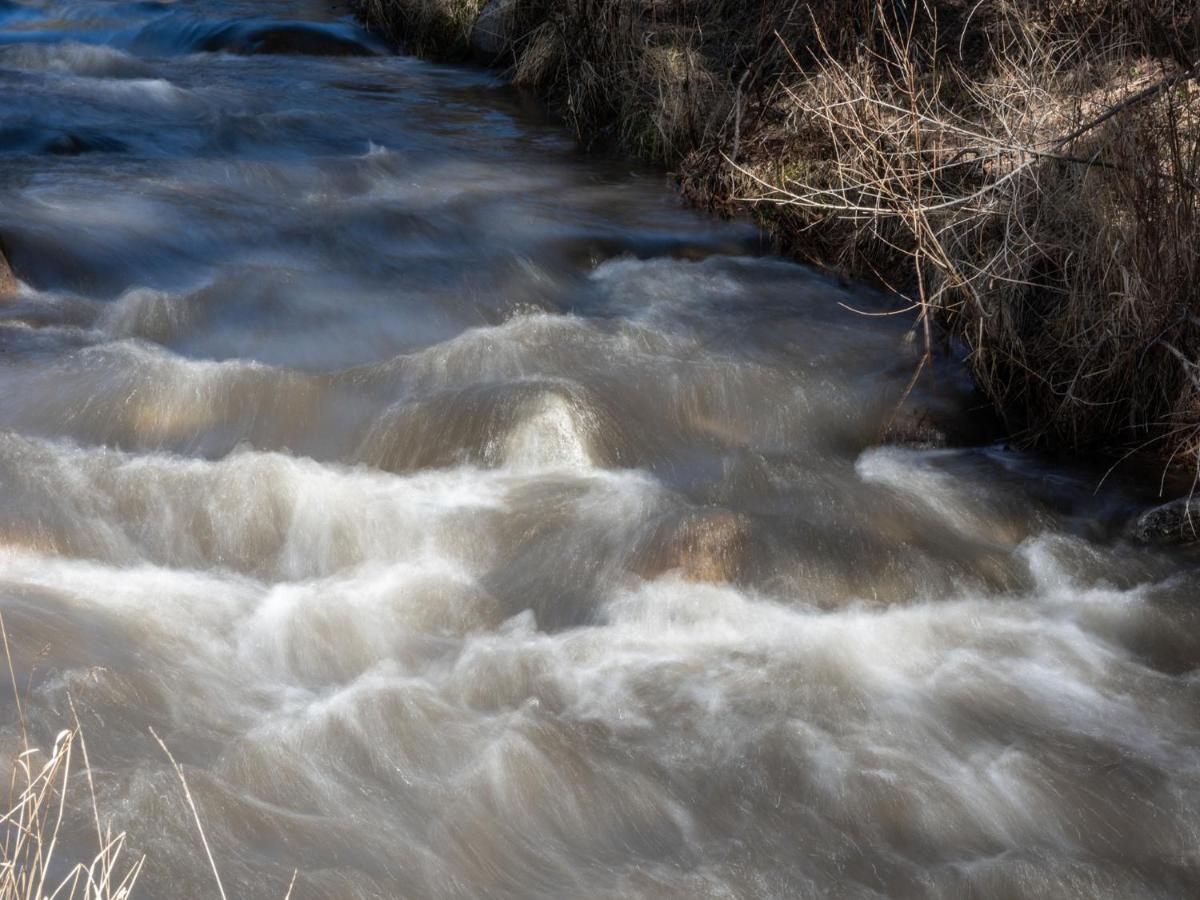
[358, 0, 1200, 473]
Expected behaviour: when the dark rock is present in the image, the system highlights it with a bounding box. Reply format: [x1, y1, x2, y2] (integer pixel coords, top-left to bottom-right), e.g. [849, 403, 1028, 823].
[880, 408, 952, 448]
[1131, 497, 1200, 545]
[132, 17, 386, 58]
[0, 126, 123, 157]
[878, 403, 1000, 450]
[0, 126, 127, 157]
[235, 22, 385, 57]
[44, 131, 128, 156]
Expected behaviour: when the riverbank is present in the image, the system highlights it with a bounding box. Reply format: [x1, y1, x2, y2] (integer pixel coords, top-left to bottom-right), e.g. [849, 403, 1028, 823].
[356, 0, 1200, 473]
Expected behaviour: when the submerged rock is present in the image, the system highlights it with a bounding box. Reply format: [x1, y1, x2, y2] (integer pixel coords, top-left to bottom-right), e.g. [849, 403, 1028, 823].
[45, 131, 129, 156]
[131, 17, 386, 57]
[0, 125, 128, 157]
[635, 510, 751, 583]
[1131, 497, 1200, 545]
[234, 22, 385, 57]
[0, 525, 61, 556]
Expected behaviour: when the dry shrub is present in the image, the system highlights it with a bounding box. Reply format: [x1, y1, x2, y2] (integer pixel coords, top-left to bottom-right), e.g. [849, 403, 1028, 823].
[1034, 0, 1198, 64]
[523, 0, 881, 162]
[738, 0, 1200, 464]
[628, 43, 718, 159]
[969, 79, 1200, 458]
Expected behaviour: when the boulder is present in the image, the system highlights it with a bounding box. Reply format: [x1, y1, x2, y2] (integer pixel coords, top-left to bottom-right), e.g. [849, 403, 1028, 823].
[471, 0, 515, 58]
[1131, 497, 1200, 545]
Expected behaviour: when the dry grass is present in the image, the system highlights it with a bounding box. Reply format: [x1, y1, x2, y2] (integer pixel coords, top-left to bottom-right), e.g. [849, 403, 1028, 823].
[0, 727, 144, 900]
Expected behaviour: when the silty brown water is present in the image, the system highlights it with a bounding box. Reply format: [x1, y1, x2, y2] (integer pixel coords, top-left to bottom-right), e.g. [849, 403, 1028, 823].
[1, 0, 1199, 897]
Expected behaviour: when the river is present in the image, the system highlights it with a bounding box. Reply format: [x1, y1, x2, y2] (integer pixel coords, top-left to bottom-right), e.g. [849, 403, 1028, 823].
[1, 0, 1198, 897]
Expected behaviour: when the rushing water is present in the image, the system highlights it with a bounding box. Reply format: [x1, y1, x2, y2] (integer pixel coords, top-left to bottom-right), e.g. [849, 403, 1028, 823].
[2, 1, 1200, 898]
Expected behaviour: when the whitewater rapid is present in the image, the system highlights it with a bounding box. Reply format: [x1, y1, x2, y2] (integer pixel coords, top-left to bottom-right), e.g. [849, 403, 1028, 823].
[1, 0, 1199, 897]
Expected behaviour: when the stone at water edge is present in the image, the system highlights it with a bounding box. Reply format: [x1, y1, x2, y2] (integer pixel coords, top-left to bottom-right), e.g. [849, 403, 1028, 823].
[1131, 496, 1200, 545]
[471, 0, 515, 58]
[880, 408, 952, 449]
[879, 403, 1001, 450]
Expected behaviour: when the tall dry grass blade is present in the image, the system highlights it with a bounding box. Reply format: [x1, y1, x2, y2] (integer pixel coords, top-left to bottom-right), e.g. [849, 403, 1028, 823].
[149, 727, 229, 900]
[0, 614, 27, 750]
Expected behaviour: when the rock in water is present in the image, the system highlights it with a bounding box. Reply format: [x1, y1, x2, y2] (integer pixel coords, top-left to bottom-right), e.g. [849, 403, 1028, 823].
[0, 240, 17, 298]
[1132, 497, 1200, 545]
[635, 510, 751, 583]
[880, 408, 951, 448]
[471, 0, 514, 58]
[878, 403, 1000, 450]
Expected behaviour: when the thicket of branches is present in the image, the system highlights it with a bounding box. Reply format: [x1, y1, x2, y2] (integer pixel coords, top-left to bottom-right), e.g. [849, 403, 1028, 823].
[737, 1, 1200, 463]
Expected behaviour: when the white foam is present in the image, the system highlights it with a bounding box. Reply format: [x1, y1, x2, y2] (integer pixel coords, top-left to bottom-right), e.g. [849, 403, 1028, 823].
[856, 446, 1029, 546]
[0, 433, 513, 580]
[502, 393, 594, 471]
[0, 42, 151, 78]
[87, 76, 190, 107]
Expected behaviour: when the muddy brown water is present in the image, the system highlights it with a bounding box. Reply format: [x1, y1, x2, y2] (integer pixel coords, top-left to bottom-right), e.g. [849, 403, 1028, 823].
[1, 0, 1199, 897]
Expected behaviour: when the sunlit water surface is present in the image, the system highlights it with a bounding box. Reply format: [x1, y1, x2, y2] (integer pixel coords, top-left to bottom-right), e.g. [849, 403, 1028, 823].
[1, 0, 1199, 897]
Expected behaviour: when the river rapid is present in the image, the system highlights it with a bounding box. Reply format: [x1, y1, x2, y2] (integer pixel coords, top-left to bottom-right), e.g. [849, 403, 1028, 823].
[1, 0, 1199, 897]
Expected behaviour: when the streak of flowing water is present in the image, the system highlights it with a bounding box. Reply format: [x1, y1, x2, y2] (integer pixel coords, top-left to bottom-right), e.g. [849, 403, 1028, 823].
[1, 1, 1199, 897]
